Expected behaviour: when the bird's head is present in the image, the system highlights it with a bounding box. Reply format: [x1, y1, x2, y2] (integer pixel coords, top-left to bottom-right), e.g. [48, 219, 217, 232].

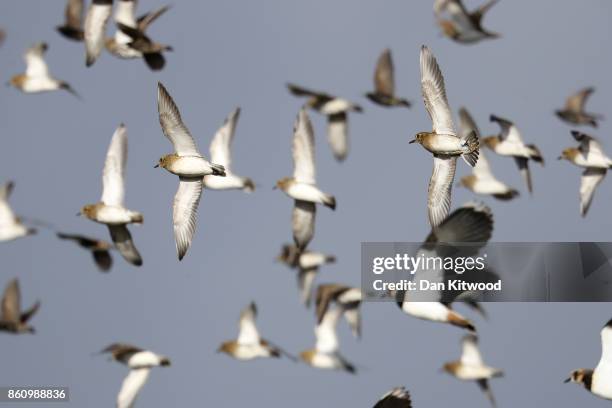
[410, 132, 430, 144]
[8, 74, 26, 89]
[558, 148, 578, 161]
[274, 177, 293, 191]
[565, 369, 589, 385]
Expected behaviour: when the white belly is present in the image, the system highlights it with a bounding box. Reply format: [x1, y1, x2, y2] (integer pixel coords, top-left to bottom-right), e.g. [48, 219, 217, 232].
[311, 353, 343, 370]
[167, 156, 215, 177]
[0, 225, 28, 242]
[592, 369, 612, 399]
[203, 174, 242, 190]
[455, 365, 498, 380]
[94, 206, 135, 225]
[233, 345, 270, 360]
[23, 77, 58, 93]
[286, 183, 325, 204]
[402, 302, 449, 322]
[472, 178, 509, 194]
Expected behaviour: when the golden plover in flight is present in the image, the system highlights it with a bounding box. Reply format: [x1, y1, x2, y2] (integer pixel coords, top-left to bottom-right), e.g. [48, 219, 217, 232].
[9, 43, 79, 97]
[287, 83, 363, 161]
[556, 87, 602, 128]
[0, 278, 40, 334]
[155, 82, 226, 260]
[79, 124, 143, 266]
[457, 108, 518, 200]
[56, 232, 113, 272]
[366, 49, 411, 108]
[395, 202, 494, 332]
[566, 318, 612, 401]
[315, 283, 362, 338]
[277, 244, 336, 307]
[412, 45, 479, 227]
[434, 0, 500, 44]
[106, 0, 172, 71]
[443, 334, 503, 407]
[483, 114, 543, 194]
[218, 302, 294, 361]
[559, 130, 612, 216]
[100, 343, 170, 408]
[57, 0, 84, 41]
[0, 181, 36, 242]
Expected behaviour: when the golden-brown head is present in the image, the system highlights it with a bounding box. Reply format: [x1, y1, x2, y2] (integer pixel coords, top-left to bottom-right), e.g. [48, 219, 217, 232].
[458, 175, 477, 189]
[438, 19, 459, 39]
[275, 177, 294, 191]
[442, 361, 461, 375]
[154, 154, 178, 169]
[565, 368, 592, 387]
[8, 74, 26, 89]
[481, 136, 499, 149]
[78, 203, 101, 220]
[299, 349, 316, 364]
[558, 148, 579, 162]
[217, 341, 238, 356]
[410, 131, 435, 145]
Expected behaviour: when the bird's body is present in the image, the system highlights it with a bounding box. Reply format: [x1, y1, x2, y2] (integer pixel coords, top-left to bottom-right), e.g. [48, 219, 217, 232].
[458, 108, 518, 200]
[0, 279, 39, 334]
[559, 131, 612, 216]
[105, 0, 172, 70]
[57, 0, 84, 41]
[396, 202, 494, 332]
[366, 49, 411, 108]
[277, 179, 336, 210]
[484, 115, 543, 193]
[287, 84, 362, 161]
[156, 82, 226, 260]
[218, 302, 292, 361]
[79, 124, 143, 266]
[566, 319, 612, 400]
[373, 387, 412, 408]
[556, 88, 602, 128]
[413, 46, 479, 227]
[0, 182, 36, 242]
[100, 343, 170, 408]
[434, 0, 500, 44]
[443, 334, 503, 407]
[9, 43, 79, 97]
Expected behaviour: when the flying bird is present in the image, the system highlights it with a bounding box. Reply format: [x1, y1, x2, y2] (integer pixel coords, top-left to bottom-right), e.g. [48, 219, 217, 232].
[300, 296, 356, 373]
[218, 302, 294, 361]
[484, 115, 543, 194]
[0, 278, 40, 334]
[395, 202, 495, 332]
[277, 244, 336, 307]
[203, 108, 255, 192]
[287, 83, 362, 161]
[100, 343, 170, 408]
[559, 131, 612, 217]
[8, 43, 79, 97]
[84, 0, 113, 66]
[457, 108, 518, 200]
[556, 88, 602, 128]
[79, 124, 143, 266]
[156, 82, 226, 260]
[56, 232, 113, 272]
[0, 181, 36, 242]
[365, 49, 411, 108]
[566, 318, 612, 401]
[106, 0, 172, 71]
[315, 284, 362, 338]
[57, 0, 84, 41]
[276, 108, 336, 251]
[443, 334, 503, 407]
[434, 0, 500, 44]
[373, 387, 412, 408]
[411, 45, 479, 228]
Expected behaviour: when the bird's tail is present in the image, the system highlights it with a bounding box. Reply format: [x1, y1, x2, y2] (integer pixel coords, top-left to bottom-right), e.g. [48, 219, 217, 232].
[130, 212, 144, 224]
[461, 130, 480, 167]
[323, 194, 336, 210]
[527, 144, 544, 165]
[211, 163, 226, 177]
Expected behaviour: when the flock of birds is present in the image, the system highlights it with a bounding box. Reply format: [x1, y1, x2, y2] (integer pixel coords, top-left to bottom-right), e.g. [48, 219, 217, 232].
[1, 0, 612, 407]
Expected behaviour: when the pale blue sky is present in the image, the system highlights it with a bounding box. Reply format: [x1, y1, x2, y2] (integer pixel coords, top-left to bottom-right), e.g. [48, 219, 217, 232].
[1, 0, 612, 406]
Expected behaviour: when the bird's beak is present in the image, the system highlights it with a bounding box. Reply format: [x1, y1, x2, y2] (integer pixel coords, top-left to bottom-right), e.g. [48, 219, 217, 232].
[409, 139, 416, 144]
[557, 156, 562, 160]
[563, 377, 571, 383]
[153, 164, 159, 168]
[272, 185, 278, 190]
[5, 81, 11, 87]
[76, 212, 81, 216]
